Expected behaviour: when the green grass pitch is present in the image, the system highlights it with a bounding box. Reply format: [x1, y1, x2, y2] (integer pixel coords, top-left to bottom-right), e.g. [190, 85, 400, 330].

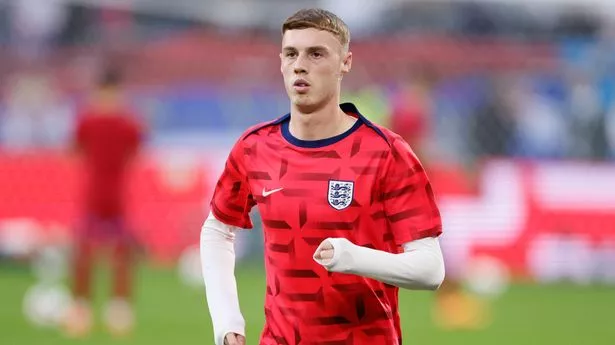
[1, 262, 614, 345]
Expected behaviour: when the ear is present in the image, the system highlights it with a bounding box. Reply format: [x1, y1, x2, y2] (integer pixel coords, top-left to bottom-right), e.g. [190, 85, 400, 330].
[341, 51, 352, 74]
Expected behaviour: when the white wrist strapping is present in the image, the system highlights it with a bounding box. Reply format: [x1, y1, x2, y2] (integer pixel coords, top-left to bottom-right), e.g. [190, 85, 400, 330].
[200, 212, 245, 345]
[314, 236, 445, 290]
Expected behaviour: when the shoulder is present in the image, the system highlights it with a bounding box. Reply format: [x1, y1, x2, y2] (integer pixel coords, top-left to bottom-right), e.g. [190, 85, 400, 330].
[378, 126, 414, 154]
[359, 116, 411, 157]
[225, 114, 288, 160]
[359, 120, 420, 173]
[341, 102, 402, 151]
[236, 113, 289, 143]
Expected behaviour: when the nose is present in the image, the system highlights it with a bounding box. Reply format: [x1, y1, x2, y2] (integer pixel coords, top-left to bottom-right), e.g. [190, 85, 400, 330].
[293, 54, 308, 75]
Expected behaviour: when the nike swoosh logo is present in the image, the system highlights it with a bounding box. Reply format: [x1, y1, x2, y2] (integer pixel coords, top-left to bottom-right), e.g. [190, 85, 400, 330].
[262, 187, 283, 197]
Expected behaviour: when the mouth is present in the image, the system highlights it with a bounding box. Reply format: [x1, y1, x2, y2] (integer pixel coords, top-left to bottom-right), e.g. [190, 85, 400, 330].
[293, 79, 311, 92]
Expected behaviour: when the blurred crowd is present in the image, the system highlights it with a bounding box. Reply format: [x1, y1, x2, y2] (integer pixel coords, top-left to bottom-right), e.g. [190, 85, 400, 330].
[1, 0, 615, 165]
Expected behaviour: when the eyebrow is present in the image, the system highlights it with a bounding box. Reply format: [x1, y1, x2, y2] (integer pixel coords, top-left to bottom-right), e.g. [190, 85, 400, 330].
[282, 45, 329, 52]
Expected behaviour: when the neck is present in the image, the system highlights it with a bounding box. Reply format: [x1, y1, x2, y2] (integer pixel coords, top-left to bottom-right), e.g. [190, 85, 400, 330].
[289, 100, 356, 141]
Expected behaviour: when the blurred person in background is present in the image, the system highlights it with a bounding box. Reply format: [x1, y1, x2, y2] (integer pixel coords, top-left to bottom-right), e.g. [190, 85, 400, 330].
[201, 8, 444, 345]
[62, 65, 144, 338]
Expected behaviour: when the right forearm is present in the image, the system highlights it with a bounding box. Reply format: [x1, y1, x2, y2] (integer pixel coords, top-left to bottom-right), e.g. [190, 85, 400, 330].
[200, 213, 245, 345]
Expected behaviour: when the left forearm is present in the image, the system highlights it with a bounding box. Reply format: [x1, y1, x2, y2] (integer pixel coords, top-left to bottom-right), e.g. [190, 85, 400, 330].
[315, 237, 445, 290]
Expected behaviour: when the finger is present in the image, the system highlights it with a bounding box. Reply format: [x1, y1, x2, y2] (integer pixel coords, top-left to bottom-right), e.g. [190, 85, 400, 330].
[314, 240, 332, 255]
[314, 239, 335, 261]
[313, 245, 324, 259]
[225, 334, 239, 345]
[320, 241, 333, 250]
[237, 334, 246, 345]
[319, 248, 335, 260]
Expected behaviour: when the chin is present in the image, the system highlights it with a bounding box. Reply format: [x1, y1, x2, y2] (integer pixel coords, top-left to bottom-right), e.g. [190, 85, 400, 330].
[292, 95, 314, 107]
[292, 93, 332, 113]
[293, 102, 324, 115]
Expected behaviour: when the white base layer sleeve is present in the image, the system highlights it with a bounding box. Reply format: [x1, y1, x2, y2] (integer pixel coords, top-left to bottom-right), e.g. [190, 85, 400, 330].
[200, 212, 245, 345]
[313, 237, 445, 290]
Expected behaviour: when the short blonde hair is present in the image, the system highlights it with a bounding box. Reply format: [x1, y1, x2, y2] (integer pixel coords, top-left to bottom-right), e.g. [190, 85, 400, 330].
[282, 8, 350, 51]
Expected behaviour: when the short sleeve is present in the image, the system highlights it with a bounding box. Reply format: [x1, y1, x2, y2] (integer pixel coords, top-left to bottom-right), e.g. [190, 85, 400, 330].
[380, 138, 442, 245]
[210, 139, 256, 229]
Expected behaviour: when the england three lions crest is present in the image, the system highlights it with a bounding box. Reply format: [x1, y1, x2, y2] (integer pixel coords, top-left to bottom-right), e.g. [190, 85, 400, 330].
[328, 180, 354, 210]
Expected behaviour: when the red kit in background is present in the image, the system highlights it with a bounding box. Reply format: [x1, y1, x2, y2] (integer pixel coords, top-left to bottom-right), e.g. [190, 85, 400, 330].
[64, 65, 144, 338]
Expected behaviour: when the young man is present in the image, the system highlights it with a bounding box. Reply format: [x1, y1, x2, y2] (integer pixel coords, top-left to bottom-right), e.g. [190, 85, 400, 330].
[201, 8, 445, 345]
[63, 66, 144, 338]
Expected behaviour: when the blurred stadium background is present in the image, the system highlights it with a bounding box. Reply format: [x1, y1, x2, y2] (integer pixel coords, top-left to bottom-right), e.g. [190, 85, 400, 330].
[1, 0, 615, 344]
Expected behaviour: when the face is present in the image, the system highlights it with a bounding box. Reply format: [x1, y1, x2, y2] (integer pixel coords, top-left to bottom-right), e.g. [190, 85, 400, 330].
[280, 28, 352, 112]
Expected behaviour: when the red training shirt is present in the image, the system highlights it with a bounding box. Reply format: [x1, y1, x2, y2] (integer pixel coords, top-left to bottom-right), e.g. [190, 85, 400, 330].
[211, 103, 442, 345]
[76, 111, 143, 218]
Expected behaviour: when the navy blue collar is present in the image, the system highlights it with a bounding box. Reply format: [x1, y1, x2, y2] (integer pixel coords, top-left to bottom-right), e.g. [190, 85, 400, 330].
[275, 103, 387, 149]
[281, 113, 362, 148]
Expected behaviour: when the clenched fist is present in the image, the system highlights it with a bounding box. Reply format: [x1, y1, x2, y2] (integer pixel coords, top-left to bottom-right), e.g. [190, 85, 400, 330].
[224, 332, 246, 345]
[313, 239, 335, 264]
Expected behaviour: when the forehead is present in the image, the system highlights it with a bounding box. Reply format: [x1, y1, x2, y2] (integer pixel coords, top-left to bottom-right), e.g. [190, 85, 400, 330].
[281, 28, 342, 50]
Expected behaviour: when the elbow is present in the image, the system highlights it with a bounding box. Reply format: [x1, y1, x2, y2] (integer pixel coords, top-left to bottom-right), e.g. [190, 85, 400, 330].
[427, 262, 445, 291]
[411, 254, 445, 291]
[399, 236, 446, 291]
[398, 261, 445, 291]
[426, 241, 446, 291]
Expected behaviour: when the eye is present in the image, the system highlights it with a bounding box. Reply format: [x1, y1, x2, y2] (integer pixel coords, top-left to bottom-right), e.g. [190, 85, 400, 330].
[285, 51, 297, 58]
[311, 51, 323, 58]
